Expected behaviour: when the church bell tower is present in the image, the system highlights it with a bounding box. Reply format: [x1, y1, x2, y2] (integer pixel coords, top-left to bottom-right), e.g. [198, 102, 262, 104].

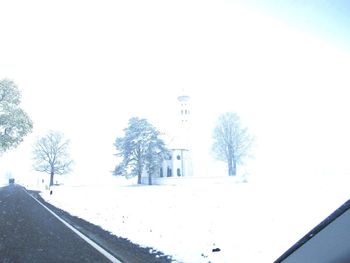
[177, 90, 191, 131]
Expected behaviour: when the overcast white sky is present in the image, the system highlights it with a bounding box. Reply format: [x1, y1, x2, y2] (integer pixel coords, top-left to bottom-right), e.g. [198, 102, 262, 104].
[1, 0, 350, 184]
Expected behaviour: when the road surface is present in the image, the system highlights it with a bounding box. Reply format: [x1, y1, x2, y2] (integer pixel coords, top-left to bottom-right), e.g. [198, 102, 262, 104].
[0, 184, 173, 263]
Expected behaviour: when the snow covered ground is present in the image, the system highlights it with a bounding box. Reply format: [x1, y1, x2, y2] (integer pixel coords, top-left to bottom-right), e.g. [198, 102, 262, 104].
[38, 176, 349, 263]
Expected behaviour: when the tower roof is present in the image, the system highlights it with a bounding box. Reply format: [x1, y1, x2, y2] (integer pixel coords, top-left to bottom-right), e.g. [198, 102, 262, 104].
[177, 94, 190, 102]
[177, 88, 190, 102]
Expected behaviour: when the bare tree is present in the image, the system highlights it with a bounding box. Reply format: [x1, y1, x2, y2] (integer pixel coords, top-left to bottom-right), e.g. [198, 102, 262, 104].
[33, 131, 73, 186]
[212, 112, 253, 176]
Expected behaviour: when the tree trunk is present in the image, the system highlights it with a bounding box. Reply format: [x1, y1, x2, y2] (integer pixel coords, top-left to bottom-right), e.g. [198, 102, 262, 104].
[148, 172, 152, 185]
[137, 173, 141, 184]
[233, 160, 236, 176]
[228, 158, 236, 176]
[50, 170, 54, 186]
[228, 162, 233, 176]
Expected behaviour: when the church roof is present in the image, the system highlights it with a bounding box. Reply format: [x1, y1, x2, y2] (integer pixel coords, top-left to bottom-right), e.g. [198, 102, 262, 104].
[160, 132, 189, 150]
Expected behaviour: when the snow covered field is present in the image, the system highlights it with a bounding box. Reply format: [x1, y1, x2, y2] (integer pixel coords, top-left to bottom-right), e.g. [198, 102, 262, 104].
[39, 176, 349, 263]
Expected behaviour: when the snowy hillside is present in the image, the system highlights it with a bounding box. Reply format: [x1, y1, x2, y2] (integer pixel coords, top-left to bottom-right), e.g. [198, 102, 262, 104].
[37, 176, 350, 263]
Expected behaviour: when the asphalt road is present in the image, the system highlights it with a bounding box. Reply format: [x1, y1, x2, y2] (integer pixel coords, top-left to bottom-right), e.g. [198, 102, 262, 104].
[0, 185, 173, 263]
[0, 184, 113, 263]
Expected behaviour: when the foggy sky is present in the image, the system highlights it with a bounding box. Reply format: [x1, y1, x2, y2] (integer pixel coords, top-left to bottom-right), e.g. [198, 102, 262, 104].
[1, 0, 350, 184]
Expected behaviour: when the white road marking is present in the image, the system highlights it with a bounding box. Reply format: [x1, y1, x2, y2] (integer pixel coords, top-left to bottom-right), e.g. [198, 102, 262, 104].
[23, 188, 122, 263]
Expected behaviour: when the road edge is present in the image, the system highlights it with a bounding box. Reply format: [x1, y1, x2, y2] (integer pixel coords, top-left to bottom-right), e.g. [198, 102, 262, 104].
[22, 187, 123, 263]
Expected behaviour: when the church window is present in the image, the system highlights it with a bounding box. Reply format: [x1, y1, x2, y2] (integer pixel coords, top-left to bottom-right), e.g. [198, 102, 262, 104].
[160, 168, 163, 177]
[167, 167, 172, 177]
[177, 168, 181, 176]
[177, 155, 181, 160]
[181, 110, 183, 115]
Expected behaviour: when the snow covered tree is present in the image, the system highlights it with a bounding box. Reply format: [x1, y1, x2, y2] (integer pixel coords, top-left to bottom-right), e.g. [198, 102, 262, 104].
[144, 130, 169, 185]
[0, 79, 33, 154]
[212, 112, 253, 176]
[33, 131, 73, 186]
[114, 117, 170, 185]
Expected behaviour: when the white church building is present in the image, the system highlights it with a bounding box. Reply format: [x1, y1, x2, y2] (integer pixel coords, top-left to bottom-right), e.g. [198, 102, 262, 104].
[141, 91, 193, 184]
